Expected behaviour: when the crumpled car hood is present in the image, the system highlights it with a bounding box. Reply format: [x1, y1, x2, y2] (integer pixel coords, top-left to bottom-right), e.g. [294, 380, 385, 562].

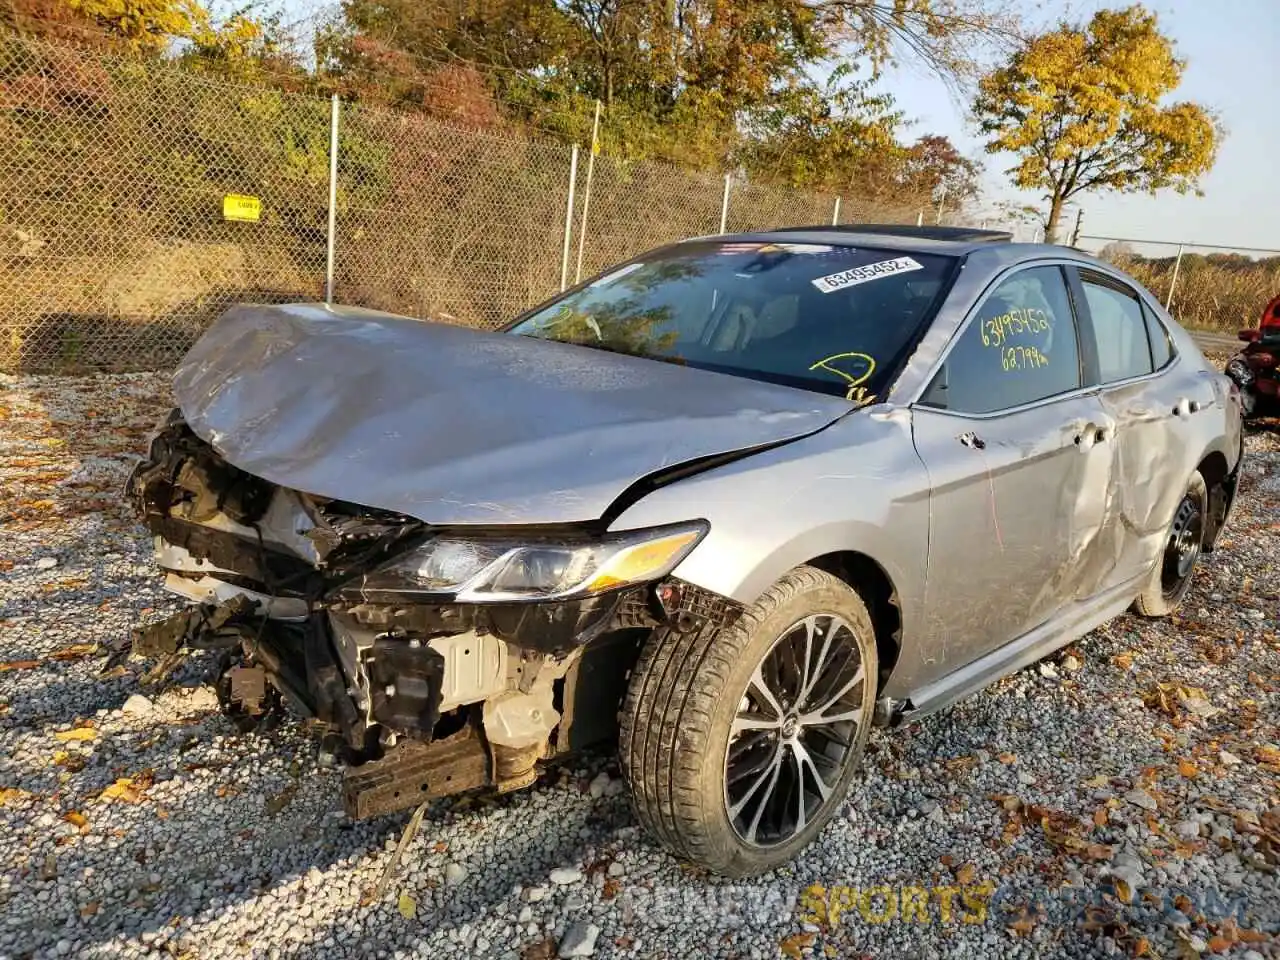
[172, 303, 853, 525]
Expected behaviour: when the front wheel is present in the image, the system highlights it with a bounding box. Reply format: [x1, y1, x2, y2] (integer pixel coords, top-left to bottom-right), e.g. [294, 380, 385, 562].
[1132, 470, 1207, 618]
[619, 566, 878, 877]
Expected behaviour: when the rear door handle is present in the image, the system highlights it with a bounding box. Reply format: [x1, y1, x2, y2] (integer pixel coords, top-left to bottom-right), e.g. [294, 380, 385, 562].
[1173, 397, 1202, 418]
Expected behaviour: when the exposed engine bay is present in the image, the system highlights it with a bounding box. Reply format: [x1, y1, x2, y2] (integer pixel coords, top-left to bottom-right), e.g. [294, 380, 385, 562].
[116, 412, 741, 819]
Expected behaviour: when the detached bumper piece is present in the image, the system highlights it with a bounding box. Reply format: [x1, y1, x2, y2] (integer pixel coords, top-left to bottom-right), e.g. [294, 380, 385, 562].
[121, 414, 744, 819]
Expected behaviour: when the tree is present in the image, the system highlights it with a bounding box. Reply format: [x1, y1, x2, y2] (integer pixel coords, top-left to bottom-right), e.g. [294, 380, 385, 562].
[736, 65, 904, 189]
[323, 0, 1016, 171]
[972, 5, 1219, 243]
[1098, 240, 1135, 263]
[65, 0, 199, 51]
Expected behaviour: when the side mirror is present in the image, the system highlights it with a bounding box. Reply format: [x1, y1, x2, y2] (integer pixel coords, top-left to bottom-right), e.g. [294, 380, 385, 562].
[1238, 329, 1260, 343]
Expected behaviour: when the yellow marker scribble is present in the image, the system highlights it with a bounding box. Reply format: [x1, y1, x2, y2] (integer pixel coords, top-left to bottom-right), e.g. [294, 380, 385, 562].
[810, 352, 876, 403]
[1001, 344, 1050, 372]
[980, 307, 1051, 349]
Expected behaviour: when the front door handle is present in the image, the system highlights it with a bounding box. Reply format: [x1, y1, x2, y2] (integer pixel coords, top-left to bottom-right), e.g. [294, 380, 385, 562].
[1072, 421, 1114, 449]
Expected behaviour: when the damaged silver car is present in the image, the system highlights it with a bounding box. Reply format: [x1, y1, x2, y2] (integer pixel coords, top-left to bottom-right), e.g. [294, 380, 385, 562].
[120, 225, 1244, 877]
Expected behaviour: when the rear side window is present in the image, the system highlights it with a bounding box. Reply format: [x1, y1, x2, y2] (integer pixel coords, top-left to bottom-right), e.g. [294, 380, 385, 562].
[1141, 301, 1174, 370]
[1080, 276, 1153, 382]
[920, 265, 1081, 414]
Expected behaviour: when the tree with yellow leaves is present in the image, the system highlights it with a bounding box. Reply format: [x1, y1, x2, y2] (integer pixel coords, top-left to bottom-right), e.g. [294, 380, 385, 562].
[973, 5, 1219, 243]
[64, 0, 199, 50]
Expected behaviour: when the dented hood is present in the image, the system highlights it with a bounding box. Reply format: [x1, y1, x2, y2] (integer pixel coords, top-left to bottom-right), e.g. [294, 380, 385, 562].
[172, 303, 853, 525]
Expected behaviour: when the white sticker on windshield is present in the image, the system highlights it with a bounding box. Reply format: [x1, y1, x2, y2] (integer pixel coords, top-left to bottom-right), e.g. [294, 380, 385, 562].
[811, 256, 923, 293]
[589, 262, 645, 287]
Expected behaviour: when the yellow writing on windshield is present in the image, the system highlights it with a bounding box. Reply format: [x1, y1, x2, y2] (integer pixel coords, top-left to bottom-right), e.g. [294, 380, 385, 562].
[809, 352, 877, 404]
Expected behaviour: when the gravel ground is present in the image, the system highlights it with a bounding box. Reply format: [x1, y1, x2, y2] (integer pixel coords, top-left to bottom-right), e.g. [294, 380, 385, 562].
[1, 370, 1278, 960]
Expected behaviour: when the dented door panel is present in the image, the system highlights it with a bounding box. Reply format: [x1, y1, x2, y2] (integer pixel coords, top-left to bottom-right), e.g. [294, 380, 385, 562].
[910, 394, 1114, 678]
[1093, 371, 1201, 589]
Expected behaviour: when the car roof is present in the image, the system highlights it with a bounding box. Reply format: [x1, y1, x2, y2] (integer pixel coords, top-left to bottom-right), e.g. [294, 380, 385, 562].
[687, 223, 1019, 256]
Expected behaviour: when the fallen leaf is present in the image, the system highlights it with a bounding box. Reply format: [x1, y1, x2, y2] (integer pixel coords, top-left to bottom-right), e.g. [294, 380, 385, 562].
[0, 660, 42, 672]
[397, 892, 416, 919]
[54, 728, 96, 742]
[1236, 928, 1270, 944]
[99, 776, 150, 804]
[79, 902, 99, 918]
[998, 753, 1017, 765]
[955, 863, 976, 885]
[1113, 652, 1135, 671]
[1207, 935, 1233, 952]
[265, 783, 297, 815]
[1133, 936, 1151, 957]
[62, 811, 88, 829]
[780, 933, 815, 960]
[1083, 774, 1110, 788]
[1178, 758, 1199, 778]
[520, 938, 556, 960]
[1007, 914, 1036, 935]
[49, 643, 97, 661]
[0, 787, 34, 806]
[1255, 745, 1280, 770]
[602, 877, 621, 900]
[1094, 807, 1109, 827]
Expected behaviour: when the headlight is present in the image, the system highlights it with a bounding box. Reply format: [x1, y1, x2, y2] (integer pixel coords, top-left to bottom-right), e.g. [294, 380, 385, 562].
[344, 522, 708, 602]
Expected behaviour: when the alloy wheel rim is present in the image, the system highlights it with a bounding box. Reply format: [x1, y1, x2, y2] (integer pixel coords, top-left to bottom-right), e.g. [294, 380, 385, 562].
[1161, 494, 1203, 598]
[722, 613, 867, 848]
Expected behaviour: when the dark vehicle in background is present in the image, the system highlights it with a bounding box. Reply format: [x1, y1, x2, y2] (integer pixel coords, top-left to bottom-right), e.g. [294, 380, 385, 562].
[1225, 293, 1280, 419]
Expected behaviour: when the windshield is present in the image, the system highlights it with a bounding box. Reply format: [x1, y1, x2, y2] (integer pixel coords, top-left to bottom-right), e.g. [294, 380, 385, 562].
[507, 240, 956, 403]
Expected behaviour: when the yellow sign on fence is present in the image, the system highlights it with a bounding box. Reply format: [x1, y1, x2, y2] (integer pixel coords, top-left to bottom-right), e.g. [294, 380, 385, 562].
[222, 194, 261, 222]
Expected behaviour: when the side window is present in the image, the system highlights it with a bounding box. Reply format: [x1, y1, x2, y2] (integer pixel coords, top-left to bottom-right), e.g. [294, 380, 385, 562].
[920, 265, 1080, 414]
[1141, 300, 1175, 370]
[1080, 276, 1154, 382]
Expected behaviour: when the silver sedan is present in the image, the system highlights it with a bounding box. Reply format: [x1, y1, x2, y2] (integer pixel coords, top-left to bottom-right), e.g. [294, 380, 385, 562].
[123, 225, 1245, 877]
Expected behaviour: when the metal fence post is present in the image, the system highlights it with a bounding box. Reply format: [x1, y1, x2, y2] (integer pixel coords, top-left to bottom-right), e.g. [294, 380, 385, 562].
[1165, 243, 1184, 310]
[831, 197, 841, 226]
[719, 174, 732, 234]
[573, 101, 602, 285]
[325, 94, 339, 305]
[560, 144, 580, 291]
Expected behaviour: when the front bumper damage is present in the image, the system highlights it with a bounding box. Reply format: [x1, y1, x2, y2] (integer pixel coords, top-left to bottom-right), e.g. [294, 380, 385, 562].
[116, 414, 741, 819]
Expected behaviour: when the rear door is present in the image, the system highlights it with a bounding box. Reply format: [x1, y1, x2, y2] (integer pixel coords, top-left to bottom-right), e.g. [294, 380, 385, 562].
[1069, 267, 1211, 590]
[910, 264, 1115, 673]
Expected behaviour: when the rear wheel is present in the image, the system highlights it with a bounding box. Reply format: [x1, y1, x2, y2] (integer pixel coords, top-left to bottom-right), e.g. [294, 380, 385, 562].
[619, 566, 878, 877]
[1133, 471, 1207, 618]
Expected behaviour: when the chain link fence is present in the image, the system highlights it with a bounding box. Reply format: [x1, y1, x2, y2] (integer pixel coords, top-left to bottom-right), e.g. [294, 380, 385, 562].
[1084, 236, 1280, 333]
[1, 34, 934, 373]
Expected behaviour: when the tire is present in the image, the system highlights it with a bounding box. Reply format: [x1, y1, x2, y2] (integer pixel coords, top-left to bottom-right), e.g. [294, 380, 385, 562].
[1132, 470, 1207, 618]
[619, 565, 878, 877]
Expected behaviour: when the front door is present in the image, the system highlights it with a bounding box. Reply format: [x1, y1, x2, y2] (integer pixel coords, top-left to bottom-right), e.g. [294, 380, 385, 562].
[909, 263, 1115, 681]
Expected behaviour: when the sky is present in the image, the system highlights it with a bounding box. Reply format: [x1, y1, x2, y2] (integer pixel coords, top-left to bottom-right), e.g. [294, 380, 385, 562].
[882, 0, 1280, 254]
